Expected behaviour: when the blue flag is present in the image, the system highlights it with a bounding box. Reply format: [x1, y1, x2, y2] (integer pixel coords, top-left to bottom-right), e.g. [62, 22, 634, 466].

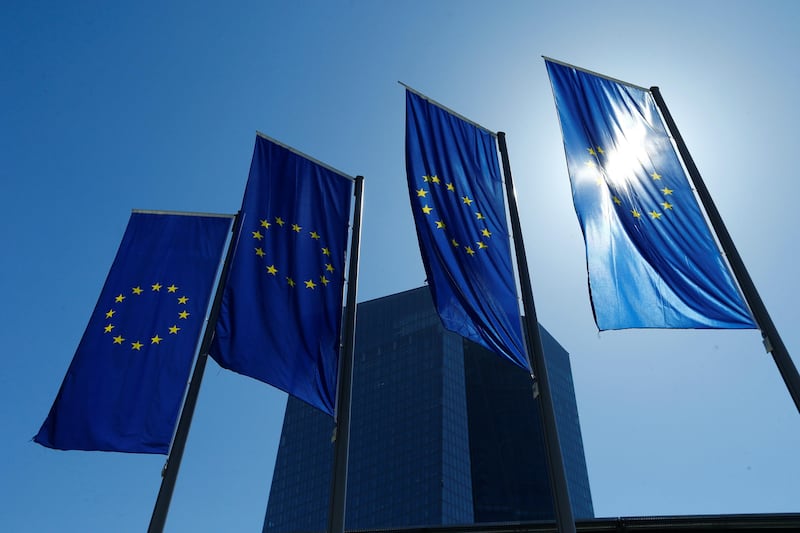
[405, 90, 528, 371]
[211, 134, 354, 416]
[34, 211, 231, 453]
[545, 59, 756, 330]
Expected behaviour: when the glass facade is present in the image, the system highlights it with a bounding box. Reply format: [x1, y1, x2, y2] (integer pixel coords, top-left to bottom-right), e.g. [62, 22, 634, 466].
[263, 287, 593, 532]
[463, 326, 594, 521]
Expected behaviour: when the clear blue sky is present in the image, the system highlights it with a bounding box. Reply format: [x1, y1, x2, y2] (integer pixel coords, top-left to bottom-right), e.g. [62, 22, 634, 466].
[3, 1, 799, 531]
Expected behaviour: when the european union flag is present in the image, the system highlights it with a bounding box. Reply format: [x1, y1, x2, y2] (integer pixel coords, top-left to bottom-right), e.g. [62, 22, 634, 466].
[405, 90, 528, 371]
[34, 211, 231, 453]
[545, 59, 756, 330]
[211, 134, 354, 416]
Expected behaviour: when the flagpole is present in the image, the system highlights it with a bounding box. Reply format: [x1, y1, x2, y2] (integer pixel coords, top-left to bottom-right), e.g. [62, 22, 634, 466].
[147, 212, 239, 533]
[327, 175, 364, 533]
[650, 87, 800, 416]
[497, 133, 576, 533]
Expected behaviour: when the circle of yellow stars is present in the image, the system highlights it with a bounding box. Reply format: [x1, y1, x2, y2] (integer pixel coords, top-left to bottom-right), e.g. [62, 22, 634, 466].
[585, 145, 676, 223]
[416, 174, 492, 256]
[102, 282, 191, 351]
[251, 215, 338, 289]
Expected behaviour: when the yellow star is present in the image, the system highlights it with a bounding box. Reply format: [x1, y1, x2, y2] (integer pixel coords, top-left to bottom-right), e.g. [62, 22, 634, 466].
[167, 284, 178, 293]
[287, 277, 296, 287]
[435, 220, 445, 229]
[132, 286, 143, 295]
[422, 205, 433, 215]
[585, 160, 596, 169]
[326, 264, 335, 272]
[587, 147, 596, 156]
[320, 276, 330, 286]
[596, 146, 605, 155]
[481, 228, 491, 238]
[177, 296, 189, 304]
[105, 309, 115, 318]
[113, 335, 124, 344]
[431, 175, 440, 184]
[310, 231, 320, 240]
[178, 310, 189, 319]
[151, 335, 162, 344]
[612, 196, 622, 205]
[292, 223, 302, 232]
[305, 279, 317, 289]
[115, 294, 125, 303]
[169, 325, 180, 334]
[477, 241, 488, 249]
[631, 209, 642, 219]
[322, 247, 331, 256]
[255, 247, 265, 257]
[252, 230, 264, 240]
[476, 212, 485, 220]
[446, 183, 455, 192]
[661, 187, 674, 195]
[417, 188, 428, 197]
[151, 283, 162, 291]
[662, 201, 673, 210]
[465, 246, 475, 256]
[649, 210, 662, 220]
[131, 341, 143, 351]
[260, 219, 271, 229]
[266, 265, 278, 275]
[451, 238, 459, 248]
[422, 175, 430, 182]
[651, 171, 662, 180]
[104, 324, 114, 333]
[275, 217, 285, 226]
[462, 196, 473, 206]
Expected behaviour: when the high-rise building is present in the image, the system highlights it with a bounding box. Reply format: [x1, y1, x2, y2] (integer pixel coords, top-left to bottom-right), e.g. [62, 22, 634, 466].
[263, 287, 593, 532]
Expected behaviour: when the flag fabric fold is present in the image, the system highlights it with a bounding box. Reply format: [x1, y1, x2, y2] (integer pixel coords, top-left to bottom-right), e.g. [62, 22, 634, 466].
[405, 89, 528, 371]
[34, 211, 231, 453]
[210, 134, 354, 416]
[545, 59, 755, 330]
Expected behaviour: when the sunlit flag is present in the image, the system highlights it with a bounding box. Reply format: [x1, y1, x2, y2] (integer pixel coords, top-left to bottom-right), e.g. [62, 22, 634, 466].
[545, 59, 755, 330]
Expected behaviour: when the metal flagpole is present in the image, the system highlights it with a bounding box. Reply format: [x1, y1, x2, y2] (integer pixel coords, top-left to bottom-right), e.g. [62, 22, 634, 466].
[650, 87, 800, 416]
[327, 175, 364, 533]
[497, 132, 576, 533]
[147, 212, 239, 533]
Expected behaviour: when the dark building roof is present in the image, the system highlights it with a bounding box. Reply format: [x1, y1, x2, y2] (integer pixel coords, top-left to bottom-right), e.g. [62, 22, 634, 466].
[349, 513, 800, 533]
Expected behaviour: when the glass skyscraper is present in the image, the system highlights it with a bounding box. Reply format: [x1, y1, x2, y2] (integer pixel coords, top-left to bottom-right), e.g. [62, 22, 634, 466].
[263, 286, 593, 532]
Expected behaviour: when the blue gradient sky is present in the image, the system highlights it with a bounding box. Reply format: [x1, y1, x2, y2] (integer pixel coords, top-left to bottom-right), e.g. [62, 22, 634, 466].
[3, 1, 799, 531]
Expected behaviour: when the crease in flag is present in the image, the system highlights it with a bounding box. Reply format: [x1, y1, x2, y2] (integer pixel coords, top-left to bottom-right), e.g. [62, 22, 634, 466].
[405, 89, 528, 371]
[34, 211, 231, 453]
[210, 134, 354, 416]
[545, 59, 756, 330]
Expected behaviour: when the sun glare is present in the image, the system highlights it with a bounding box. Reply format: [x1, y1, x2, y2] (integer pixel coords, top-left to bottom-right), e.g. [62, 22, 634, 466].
[601, 120, 649, 191]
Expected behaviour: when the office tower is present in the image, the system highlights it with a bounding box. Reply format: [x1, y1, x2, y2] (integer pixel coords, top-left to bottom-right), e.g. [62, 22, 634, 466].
[263, 286, 593, 532]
